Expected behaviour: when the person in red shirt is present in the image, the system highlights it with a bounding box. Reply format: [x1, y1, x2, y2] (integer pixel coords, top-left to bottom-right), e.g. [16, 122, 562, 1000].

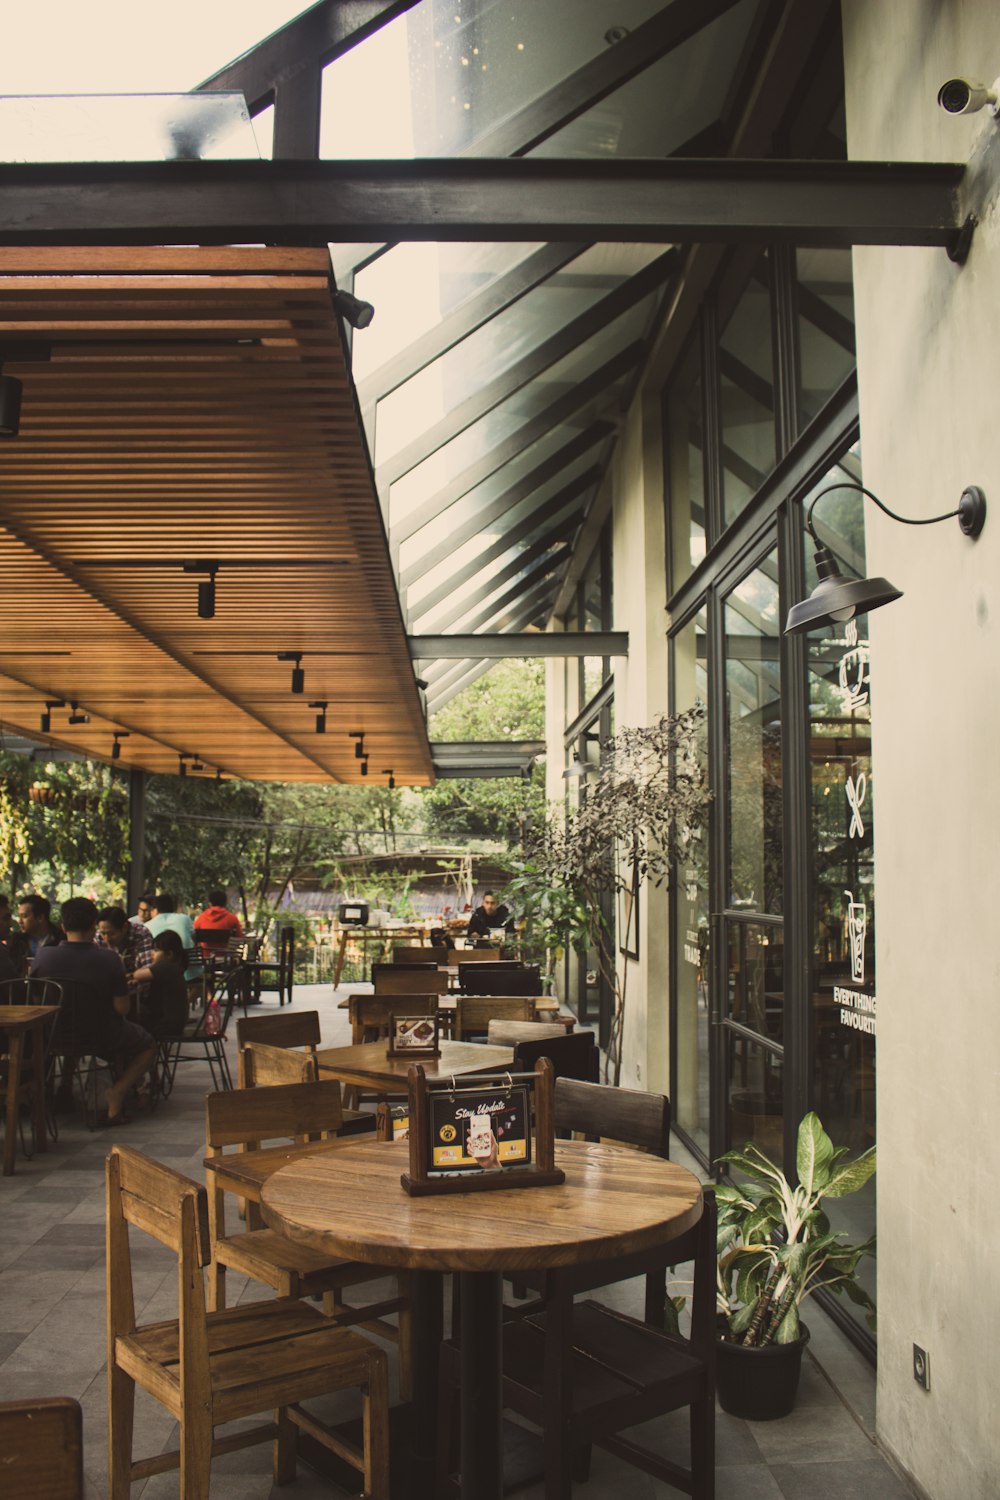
[193, 890, 243, 957]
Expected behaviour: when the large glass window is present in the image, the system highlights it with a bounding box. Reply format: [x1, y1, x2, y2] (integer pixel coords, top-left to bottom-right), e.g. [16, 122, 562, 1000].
[796, 249, 856, 427]
[719, 255, 776, 526]
[666, 341, 706, 593]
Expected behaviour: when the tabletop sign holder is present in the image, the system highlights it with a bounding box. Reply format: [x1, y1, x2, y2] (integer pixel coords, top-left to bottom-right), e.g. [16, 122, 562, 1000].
[386, 1010, 441, 1059]
[400, 1056, 564, 1196]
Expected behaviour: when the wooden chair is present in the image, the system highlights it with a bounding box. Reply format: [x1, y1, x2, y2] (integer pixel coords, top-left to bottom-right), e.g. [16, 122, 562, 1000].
[391, 944, 435, 963]
[246, 924, 295, 1006]
[107, 1144, 389, 1499]
[235, 1008, 320, 1088]
[486, 1019, 568, 1047]
[355, 992, 440, 1043]
[445, 946, 499, 966]
[458, 961, 537, 996]
[512, 1028, 600, 1082]
[372, 964, 448, 996]
[204, 1081, 410, 1391]
[0, 1396, 83, 1500]
[453, 995, 533, 1040]
[243, 1040, 316, 1087]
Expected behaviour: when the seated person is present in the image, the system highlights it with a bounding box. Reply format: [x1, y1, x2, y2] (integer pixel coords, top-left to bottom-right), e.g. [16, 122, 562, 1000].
[97, 905, 153, 984]
[130, 930, 190, 1039]
[32, 895, 155, 1126]
[147, 893, 204, 993]
[18, 893, 64, 959]
[193, 889, 243, 956]
[466, 890, 513, 943]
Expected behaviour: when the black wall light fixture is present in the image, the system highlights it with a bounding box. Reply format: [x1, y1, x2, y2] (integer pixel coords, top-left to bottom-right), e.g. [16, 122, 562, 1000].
[277, 652, 305, 694]
[310, 701, 328, 734]
[40, 699, 65, 734]
[68, 702, 90, 725]
[334, 290, 375, 330]
[111, 731, 130, 760]
[784, 482, 987, 635]
[183, 560, 219, 619]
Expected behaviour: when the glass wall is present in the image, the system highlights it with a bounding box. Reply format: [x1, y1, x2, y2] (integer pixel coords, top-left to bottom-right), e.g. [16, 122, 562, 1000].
[672, 606, 709, 1154]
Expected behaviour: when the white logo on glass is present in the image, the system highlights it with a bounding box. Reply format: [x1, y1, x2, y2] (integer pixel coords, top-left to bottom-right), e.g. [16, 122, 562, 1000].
[845, 772, 866, 839]
[844, 889, 867, 984]
[838, 619, 870, 711]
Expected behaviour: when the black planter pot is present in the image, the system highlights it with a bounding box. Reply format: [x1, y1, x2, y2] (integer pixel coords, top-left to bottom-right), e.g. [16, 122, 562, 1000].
[716, 1322, 810, 1421]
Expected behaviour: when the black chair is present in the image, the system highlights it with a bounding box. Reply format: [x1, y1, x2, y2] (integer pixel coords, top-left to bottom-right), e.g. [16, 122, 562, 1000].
[159, 965, 242, 1094]
[458, 960, 532, 995]
[246, 925, 295, 1006]
[512, 1028, 600, 1083]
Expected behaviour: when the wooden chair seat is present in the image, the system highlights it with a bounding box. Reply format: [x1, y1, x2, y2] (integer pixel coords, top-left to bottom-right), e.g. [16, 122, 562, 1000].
[107, 1145, 388, 1497]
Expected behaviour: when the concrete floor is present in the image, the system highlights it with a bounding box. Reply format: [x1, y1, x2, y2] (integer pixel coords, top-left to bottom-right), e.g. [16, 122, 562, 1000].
[0, 983, 915, 1499]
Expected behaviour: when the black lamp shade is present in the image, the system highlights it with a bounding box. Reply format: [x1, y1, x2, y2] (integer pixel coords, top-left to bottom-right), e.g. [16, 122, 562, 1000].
[315, 711, 326, 733]
[197, 578, 216, 619]
[784, 544, 902, 635]
[0, 375, 22, 437]
[291, 665, 305, 694]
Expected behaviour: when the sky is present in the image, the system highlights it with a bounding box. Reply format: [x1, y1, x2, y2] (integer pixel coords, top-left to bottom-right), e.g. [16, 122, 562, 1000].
[0, 3, 309, 94]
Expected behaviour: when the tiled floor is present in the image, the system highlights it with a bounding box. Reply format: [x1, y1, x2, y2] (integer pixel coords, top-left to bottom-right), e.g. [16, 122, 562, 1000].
[0, 985, 913, 1498]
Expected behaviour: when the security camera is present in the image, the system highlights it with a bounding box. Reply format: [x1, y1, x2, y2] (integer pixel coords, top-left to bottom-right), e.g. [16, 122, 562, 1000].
[937, 77, 999, 117]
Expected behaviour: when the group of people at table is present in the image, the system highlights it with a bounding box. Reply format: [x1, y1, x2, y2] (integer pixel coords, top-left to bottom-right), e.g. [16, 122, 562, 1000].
[0, 888, 243, 1126]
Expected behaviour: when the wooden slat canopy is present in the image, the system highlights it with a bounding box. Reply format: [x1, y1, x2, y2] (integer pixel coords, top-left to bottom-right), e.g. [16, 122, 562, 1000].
[0, 246, 432, 784]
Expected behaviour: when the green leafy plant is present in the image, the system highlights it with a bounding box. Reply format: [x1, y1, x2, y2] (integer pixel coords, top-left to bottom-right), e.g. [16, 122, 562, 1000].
[714, 1112, 876, 1346]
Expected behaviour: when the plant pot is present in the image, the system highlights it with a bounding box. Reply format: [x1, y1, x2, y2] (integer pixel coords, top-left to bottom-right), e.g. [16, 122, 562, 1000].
[716, 1322, 810, 1421]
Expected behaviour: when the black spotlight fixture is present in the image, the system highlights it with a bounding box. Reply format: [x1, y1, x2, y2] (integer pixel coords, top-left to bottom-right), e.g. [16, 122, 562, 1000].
[334, 290, 375, 330]
[183, 560, 219, 620]
[784, 482, 988, 635]
[414, 677, 429, 691]
[350, 730, 365, 759]
[310, 701, 328, 734]
[277, 651, 305, 694]
[178, 753, 191, 777]
[0, 368, 23, 438]
[111, 731, 130, 761]
[382, 768, 396, 791]
[68, 702, 90, 725]
[40, 699, 64, 734]
[360, 754, 369, 777]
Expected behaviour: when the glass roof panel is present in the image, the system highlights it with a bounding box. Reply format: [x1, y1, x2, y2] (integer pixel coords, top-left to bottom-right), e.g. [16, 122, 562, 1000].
[320, 0, 670, 159]
[0, 93, 260, 162]
[372, 244, 661, 466]
[530, 0, 761, 158]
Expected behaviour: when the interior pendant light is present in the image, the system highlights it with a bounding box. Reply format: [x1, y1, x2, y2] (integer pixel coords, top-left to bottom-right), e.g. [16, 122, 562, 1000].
[784, 482, 987, 635]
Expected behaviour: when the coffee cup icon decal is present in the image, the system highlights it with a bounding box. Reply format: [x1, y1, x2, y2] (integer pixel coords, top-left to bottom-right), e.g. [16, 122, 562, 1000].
[844, 889, 867, 983]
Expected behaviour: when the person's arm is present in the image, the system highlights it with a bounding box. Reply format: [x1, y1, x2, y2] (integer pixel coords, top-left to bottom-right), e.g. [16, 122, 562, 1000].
[113, 991, 131, 1017]
[133, 924, 154, 972]
[130, 964, 154, 986]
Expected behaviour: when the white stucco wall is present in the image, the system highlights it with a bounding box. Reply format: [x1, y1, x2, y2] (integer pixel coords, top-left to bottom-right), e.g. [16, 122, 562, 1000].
[610, 385, 671, 1094]
[843, 4, 1000, 1495]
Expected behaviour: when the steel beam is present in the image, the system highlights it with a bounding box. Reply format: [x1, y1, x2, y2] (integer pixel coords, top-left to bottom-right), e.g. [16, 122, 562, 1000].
[0, 158, 964, 248]
[411, 632, 628, 659]
[431, 740, 545, 779]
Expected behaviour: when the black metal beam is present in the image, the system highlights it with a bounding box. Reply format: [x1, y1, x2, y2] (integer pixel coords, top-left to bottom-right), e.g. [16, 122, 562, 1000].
[414, 515, 581, 635]
[411, 631, 628, 659]
[376, 248, 679, 490]
[0, 158, 964, 247]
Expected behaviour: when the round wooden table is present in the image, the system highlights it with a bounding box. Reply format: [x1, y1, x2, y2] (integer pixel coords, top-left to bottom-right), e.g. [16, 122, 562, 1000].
[262, 1136, 702, 1500]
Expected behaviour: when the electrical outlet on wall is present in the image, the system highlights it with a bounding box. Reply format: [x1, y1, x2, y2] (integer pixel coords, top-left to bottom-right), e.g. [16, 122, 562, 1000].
[913, 1344, 930, 1390]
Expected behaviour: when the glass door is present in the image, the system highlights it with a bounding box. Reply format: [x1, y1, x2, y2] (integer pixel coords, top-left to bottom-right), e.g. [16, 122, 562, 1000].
[714, 544, 785, 1162]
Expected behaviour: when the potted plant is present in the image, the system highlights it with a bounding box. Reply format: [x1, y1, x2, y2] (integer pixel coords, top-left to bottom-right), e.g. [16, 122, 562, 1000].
[713, 1112, 876, 1420]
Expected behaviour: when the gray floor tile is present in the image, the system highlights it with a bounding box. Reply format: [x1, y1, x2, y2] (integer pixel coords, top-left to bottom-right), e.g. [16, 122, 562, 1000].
[748, 1403, 876, 1465]
[771, 1457, 916, 1499]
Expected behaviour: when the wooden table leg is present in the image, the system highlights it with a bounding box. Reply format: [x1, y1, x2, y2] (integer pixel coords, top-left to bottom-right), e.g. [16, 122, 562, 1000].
[3, 1031, 24, 1176]
[31, 1020, 48, 1154]
[459, 1270, 503, 1500]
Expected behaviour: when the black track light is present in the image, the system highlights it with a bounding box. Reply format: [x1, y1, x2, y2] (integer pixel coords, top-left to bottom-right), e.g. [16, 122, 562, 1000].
[0, 371, 23, 438]
[111, 731, 130, 761]
[360, 755, 369, 777]
[334, 290, 375, 330]
[277, 651, 304, 694]
[383, 769, 396, 790]
[191, 757, 206, 772]
[309, 701, 328, 734]
[184, 560, 219, 619]
[40, 699, 63, 734]
[68, 702, 90, 725]
[349, 731, 365, 759]
[179, 754, 189, 777]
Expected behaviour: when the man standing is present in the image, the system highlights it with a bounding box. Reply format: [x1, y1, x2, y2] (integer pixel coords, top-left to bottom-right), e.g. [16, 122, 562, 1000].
[466, 891, 514, 942]
[32, 896, 155, 1125]
[193, 889, 243, 956]
[18, 894, 64, 959]
[146, 894, 204, 993]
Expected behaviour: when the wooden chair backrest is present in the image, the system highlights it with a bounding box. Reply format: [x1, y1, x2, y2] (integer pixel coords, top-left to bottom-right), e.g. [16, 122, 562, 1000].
[445, 947, 500, 965]
[244, 1040, 318, 1088]
[553, 1076, 670, 1156]
[486, 1019, 566, 1047]
[236, 1010, 321, 1051]
[0, 1398, 83, 1500]
[391, 945, 433, 962]
[205, 1078, 344, 1151]
[356, 993, 439, 1039]
[459, 963, 539, 996]
[373, 966, 448, 995]
[454, 995, 534, 1039]
[513, 1029, 600, 1082]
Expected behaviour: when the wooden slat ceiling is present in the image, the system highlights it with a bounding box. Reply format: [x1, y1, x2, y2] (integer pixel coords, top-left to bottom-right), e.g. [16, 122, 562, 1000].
[0, 245, 432, 784]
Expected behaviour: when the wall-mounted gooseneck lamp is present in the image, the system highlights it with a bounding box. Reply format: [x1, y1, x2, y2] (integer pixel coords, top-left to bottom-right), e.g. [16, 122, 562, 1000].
[382, 769, 396, 790]
[310, 701, 328, 734]
[183, 560, 219, 619]
[350, 730, 365, 759]
[68, 702, 90, 725]
[40, 699, 64, 734]
[111, 731, 130, 760]
[277, 651, 305, 694]
[784, 482, 987, 635]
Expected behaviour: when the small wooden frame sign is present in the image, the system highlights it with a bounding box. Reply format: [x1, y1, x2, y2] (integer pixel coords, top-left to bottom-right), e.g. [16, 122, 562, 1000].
[387, 1010, 441, 1059]
[400, 1056, 565, 1196]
